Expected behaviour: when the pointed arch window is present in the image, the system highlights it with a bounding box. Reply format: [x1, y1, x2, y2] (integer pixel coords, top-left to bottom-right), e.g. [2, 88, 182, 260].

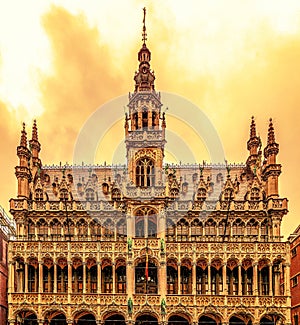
[77, 219, 88, 238]
[90, 219, 101, 239]
[37, 219, 48, 240]
[177, 218, 189, 241]
[197, 188, 207, 201]
[35, 189, 43, 201]
[191, 219, 202, 240]
[232, 218, 245, 237]
[116, 219, 127, 240]
[166, 219, 175, 242]
[112, 188, 121, 201]
[205, 219, 217, 237]
[135, 209, 157, 238]
[86, 188, 95, 201]
[250, 188, 260, 201]
[103, 219, 114, 240]
[28, 219, 35, 240]
[142, 111, 148, 128]
[50, 218, 61, 240]
[261, 219, 269, 241]
[59, 189, 69, 201]
[136, 158, 155, 187]
[57, 262, 68, 293]
[247, 218, 258, 237]
[224, 188, 233, 201]
[170, 188, 179, 199]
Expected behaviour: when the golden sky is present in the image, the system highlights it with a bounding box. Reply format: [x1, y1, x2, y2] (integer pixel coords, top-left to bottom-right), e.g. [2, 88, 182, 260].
[0, 0, 300, 238]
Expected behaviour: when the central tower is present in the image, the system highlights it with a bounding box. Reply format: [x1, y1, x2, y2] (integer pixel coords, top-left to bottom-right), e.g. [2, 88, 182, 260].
[125, 8, 166, 187]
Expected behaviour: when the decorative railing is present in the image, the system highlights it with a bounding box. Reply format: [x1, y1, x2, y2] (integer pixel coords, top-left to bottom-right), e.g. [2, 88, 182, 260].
[10, 197, 288, 213]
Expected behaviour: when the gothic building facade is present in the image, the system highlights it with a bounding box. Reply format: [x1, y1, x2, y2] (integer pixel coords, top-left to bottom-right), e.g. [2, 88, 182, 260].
[0, 205, 15, 324]
[8, 11, 291, 325]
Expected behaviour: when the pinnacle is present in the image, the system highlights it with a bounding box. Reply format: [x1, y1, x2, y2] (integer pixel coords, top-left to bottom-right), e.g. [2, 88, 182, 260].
[250, 116, 256, 139]
[20, 123, 27, 147]
[32, 119, 38, 141]
[267, 118, 275, 144]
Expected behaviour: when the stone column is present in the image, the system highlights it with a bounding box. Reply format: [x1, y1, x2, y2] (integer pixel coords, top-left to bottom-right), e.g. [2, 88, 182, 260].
[68, 262, 72, 294]
[54, 263, 57, 293]
[24, 263, 28, 293]
[8, 262, 14, 294]
[112, 262, 116, 294]
[222, 264, 227, 295]
[38, 262, 43, 293]
[269, 265, 273, 296]
[273, 265, 280, 296]
[238, 264, 242, 296]
[126, 261, 134, 297]
[148, 110, 152, 128]
[97, 262, 101, 294]
[178, 263, 181, 295]
[192, 262, 196, 295]
[138, 111, 142, 129]
[253, 263, 258, 295]
[285, 264, 291, 296]
[207, 263, 211, 295]
[83, 263, 86, 294]
[160, 261, 167, 297]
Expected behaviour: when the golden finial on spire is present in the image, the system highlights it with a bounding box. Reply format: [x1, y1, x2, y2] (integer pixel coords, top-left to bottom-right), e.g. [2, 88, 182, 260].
[142, 7, 147, 44]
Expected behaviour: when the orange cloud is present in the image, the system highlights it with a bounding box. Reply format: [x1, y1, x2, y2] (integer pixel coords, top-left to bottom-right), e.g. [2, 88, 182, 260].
[38, 5, 127, 163]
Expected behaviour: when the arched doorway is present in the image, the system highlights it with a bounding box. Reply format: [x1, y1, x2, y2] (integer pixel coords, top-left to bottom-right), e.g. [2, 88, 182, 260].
[229, 316, 246, 325]
[199, 316, 217, 325]
[77, 313, 96, 324]
[23, 313, 38, 325]
[260, 317, 275, 325]
[135, 314, 158, 325]
[105, 314, 126, 325]
[168, 315, 189, 325]
[50, 313, 66, 325]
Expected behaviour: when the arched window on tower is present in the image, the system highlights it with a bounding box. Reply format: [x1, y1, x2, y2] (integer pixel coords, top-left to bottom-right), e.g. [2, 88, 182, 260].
[152, 112, 156, 128]
[142, 111, 148, 128]
[135, 158, 155, 187]
[133, 113, 138, 130]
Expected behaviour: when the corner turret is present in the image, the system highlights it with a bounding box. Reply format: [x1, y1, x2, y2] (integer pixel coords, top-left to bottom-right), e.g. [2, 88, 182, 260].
[15, 123, 31, 198]
[262, 118, 281, 197]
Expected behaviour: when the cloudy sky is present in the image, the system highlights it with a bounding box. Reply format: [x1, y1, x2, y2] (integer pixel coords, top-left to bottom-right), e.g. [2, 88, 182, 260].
[0, 0, 299, 238]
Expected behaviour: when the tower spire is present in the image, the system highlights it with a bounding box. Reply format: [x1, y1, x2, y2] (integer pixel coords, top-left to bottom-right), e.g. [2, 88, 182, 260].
[133, 8, 155, 92]
[142, 7, 147, 44]
[29, 119, 42, 170]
